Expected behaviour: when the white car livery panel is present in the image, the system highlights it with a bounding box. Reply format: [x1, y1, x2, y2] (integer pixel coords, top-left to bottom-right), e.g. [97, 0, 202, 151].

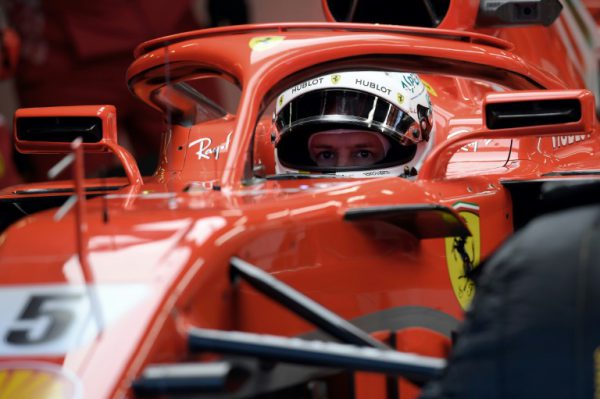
[0, 284, 149, 356]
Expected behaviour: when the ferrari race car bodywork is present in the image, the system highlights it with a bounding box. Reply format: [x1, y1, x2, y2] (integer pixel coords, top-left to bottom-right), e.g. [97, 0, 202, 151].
[0, 0, 599, 398]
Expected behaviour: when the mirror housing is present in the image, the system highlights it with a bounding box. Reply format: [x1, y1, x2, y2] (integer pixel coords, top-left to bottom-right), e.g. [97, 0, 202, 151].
[419, 89, 596, 180]
[14, 105, 143, 186]
[15, 105, 118, 154]
[483, 90, 595, 134]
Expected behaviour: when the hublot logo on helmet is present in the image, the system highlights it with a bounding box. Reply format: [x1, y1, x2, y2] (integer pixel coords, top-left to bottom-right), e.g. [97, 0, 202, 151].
[291, 77, 325, 94]
[355, 79, 391, 95]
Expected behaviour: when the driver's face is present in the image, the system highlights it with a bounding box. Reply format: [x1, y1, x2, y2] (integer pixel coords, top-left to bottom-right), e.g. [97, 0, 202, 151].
[308, 130, 388, 167]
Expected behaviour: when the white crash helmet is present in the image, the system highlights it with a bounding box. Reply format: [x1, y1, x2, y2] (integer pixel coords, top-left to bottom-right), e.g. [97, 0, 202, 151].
[273, 71, 434, 178]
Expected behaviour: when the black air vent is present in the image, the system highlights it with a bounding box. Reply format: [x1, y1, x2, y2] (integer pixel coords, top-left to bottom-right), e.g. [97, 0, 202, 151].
[327, 0, 450, 27]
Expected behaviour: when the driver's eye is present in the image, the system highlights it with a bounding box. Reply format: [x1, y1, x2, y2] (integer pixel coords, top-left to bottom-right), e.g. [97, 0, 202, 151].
[354, 150, 373, 159]
[317, 151, 336, 160]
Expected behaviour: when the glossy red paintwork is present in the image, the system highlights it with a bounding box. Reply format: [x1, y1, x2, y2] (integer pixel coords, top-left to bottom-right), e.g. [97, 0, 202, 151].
[1, 1, 600, 398]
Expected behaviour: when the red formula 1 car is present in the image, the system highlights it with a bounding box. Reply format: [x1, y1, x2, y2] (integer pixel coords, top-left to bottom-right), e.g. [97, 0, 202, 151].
[1, 0, 599, 398]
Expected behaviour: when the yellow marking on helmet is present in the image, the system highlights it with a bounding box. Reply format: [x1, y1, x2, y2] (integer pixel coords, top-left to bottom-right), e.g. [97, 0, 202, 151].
[421, 79, 437, 97]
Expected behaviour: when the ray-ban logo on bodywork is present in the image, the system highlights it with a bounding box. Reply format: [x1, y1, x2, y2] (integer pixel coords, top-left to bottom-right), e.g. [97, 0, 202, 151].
[189, 132, 233, 161]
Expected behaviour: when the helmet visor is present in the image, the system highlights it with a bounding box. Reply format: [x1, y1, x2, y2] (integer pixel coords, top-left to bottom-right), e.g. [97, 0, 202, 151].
[275, 89, 419, 144]
[274, 89, 419, 172]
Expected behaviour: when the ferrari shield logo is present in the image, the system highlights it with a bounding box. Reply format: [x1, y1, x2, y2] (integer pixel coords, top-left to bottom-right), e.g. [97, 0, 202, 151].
[249, 36, 285, 51]
[278, 95, 284, 107]
[444, 202, 481, 310]
[331, 74, 341, 84]
[396, 93, 404, 104]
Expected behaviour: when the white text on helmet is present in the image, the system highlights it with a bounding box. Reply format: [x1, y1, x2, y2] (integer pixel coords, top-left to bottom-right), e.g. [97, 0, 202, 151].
[400, 74, 421, 93]
[355, 79, 392, 95]
[291, 77, 325, 94]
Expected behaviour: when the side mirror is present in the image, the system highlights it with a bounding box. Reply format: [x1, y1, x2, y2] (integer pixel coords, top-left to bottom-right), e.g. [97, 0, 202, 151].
[14, 105, 142, 185]
[419, 89, 596, 180]
[14, 105, 118, 154]
[484, 89, 595, 134]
